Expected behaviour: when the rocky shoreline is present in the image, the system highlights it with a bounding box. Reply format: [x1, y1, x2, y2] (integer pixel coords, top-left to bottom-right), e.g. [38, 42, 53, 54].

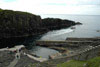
[0, 9, 80, 39]
[0, 9, 85, 67]
[0, 9, 82, 48]
[1, 38, 100, 67]
[0, 45, 45, 67]
[36, 37, 100, 60]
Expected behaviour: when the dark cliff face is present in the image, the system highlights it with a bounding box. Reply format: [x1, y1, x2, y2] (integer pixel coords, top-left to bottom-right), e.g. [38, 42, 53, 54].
[0, 9, 77, 39]
[0, 9, 78, 48]
[42, 18, 76, 30]
[0, 9, 45, 39]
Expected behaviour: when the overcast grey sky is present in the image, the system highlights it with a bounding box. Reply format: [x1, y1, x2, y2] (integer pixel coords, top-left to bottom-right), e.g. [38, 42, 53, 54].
[0, 0, 100, 15]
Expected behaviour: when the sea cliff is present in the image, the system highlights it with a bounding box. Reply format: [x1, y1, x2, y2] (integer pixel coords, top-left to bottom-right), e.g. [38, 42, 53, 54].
[0, 8, 81, 48]
[0, 9, 79, 39]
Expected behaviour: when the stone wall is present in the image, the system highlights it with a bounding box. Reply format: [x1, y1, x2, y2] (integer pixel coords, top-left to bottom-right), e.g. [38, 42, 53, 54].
[50, 45, 100, 62]
[71, 45, 100, 60]
[36, 40, 100, 47]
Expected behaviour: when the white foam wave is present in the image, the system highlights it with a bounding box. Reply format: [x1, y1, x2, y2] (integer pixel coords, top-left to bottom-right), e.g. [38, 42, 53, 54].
[40, 28, 73, 40]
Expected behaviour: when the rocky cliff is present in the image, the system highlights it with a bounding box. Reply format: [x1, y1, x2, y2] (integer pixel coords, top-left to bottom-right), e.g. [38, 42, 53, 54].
[0, 9, 78, 39]
[0, 9, 47, 39]
[0, 9, 79, 48]
[42, 18, 76, 30]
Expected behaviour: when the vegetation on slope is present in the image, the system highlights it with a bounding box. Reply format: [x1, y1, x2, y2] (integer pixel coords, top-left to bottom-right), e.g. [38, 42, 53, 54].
[57, 60, 86, 67]
[57, 56, 100, 67]
[0, 8, 79, 47]
[0, 9, 78, 39]
[0, 9, 45, 38]
[86, 57, 100, 67]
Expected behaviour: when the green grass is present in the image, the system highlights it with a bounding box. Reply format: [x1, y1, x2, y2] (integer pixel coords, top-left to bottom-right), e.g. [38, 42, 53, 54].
[57, 57, 100, 67]
[28, 57, 100, 67]
[0, 8, 3, 12]
[86, 57, 100, 67]
[57, 60, 86, 67]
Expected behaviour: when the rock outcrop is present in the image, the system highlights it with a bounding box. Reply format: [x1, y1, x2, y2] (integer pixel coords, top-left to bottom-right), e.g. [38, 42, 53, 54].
[0, 9, 48, 39]
[0, 9, 79, 39]
[0, 9, 80, 48]
[42, 18, 76, 30]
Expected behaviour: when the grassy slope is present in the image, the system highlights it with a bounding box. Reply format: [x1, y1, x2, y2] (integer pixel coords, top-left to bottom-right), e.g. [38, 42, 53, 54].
[57, 60, 86, 67]
[57, 57, 100, 67]
[86, 57, 100, 67]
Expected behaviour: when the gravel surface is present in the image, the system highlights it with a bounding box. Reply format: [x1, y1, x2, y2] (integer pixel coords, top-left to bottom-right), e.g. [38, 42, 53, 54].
[0, 49, 39, 67]
[0, 51, 15, 67]
[15, 54, 38, 67]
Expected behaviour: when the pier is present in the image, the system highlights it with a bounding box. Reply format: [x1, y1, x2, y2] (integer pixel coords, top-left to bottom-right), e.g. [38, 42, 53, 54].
[36, 38, 100, 60]
[36, 38, 100, 47]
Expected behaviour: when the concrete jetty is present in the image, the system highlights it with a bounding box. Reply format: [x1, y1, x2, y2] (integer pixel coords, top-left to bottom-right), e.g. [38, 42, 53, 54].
[36, 38, 100, 47]
[36, 38, 100, 60]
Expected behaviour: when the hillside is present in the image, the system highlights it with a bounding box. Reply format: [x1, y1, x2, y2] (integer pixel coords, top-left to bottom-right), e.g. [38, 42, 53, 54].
[0, 9, 80, 48]
[0, 9, 46, 39]
[57, 56, 100, 67]
[42, 18, 76, 30]
[0, 9, 78, 39]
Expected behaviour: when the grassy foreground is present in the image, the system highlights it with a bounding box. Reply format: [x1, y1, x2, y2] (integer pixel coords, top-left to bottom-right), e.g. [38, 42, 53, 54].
[57, 60, 86, 67]
[57, 57, 100, 67]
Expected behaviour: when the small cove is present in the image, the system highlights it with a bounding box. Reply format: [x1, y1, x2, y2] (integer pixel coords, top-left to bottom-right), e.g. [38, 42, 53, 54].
[31, 15, 100, 58]
[1, 15, 100, 59]
[30, 28, 73, 59]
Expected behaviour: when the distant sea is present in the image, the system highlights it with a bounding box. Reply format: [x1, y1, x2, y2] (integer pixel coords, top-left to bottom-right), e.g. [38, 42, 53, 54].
[31, 14, 100, 58]
[40, 14, 100, 41]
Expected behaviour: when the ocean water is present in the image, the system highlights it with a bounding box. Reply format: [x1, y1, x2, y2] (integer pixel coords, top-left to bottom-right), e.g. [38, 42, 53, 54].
[40, 14, 100, 41]
[31, 14, 100, 58]
[31, 46, 59, 59]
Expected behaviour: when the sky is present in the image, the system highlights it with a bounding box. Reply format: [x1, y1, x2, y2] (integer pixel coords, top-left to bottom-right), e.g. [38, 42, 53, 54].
[0, 0, 100, 15]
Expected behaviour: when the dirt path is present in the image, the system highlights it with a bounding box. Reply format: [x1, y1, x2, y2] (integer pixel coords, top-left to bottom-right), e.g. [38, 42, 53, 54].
[8, 48, 21, 67]
[8, 59, 18, 67]
[27, 54, 47, 62]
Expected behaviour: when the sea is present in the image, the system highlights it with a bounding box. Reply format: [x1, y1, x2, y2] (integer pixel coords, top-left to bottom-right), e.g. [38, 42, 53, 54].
[40, 14, 100, 41]
[31, 14, 100, 58]
[1, 14, 100, 59]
